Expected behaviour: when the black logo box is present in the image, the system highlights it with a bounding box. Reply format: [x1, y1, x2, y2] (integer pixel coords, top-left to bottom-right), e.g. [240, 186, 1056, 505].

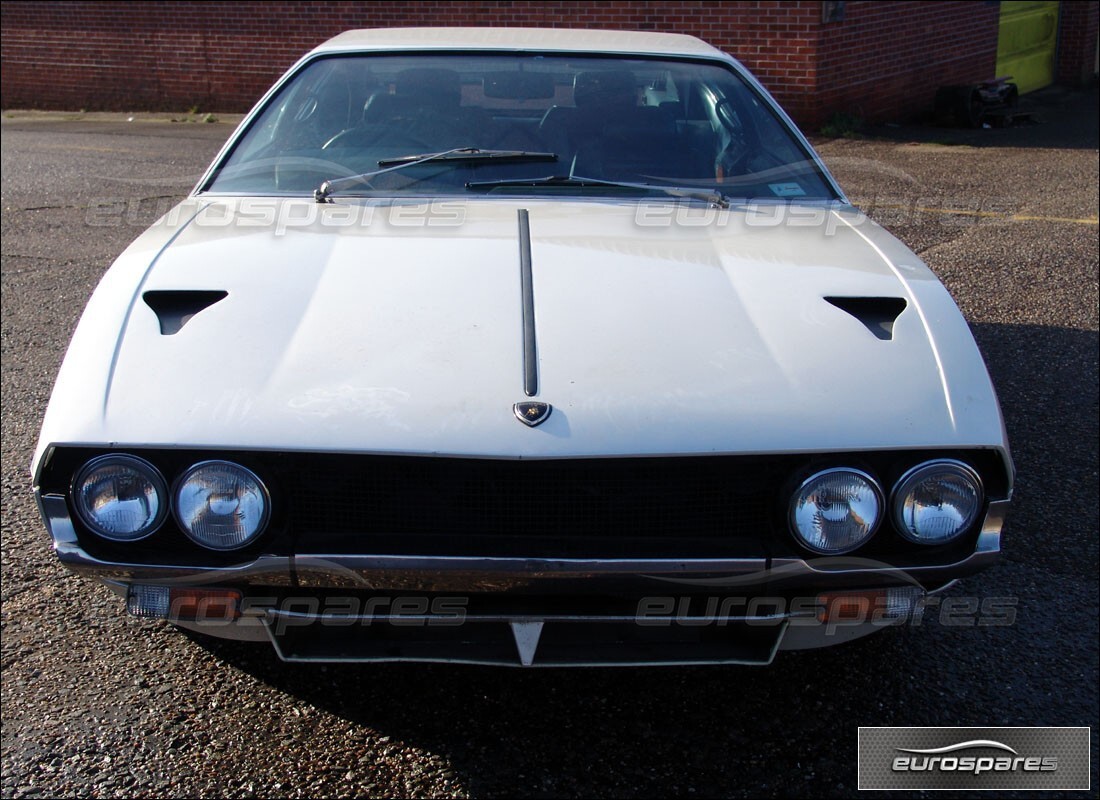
[857, 727, 1090, 791]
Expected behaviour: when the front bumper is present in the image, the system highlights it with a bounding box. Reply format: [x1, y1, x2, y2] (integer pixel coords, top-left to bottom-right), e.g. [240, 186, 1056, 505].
[40, 493, 1005, 665]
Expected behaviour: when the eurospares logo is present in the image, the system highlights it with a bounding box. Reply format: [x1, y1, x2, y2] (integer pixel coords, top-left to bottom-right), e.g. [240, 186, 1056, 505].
[893, 739, 1057, 774]
[858, 727, 1090, 790]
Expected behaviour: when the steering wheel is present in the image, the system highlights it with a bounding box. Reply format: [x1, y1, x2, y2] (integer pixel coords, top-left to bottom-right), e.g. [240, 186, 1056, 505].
[323, 126, 434, 152]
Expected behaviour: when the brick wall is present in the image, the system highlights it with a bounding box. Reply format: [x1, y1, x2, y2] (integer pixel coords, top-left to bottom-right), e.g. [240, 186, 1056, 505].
[0, 0, 1073, 129]
[1057, 0, 1100, 86]
[815, 1, 999, 123]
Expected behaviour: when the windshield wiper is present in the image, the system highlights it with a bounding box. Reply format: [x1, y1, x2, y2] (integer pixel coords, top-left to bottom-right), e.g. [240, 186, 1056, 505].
[465, 174, 730, 208]
[314, 148, 558, 202]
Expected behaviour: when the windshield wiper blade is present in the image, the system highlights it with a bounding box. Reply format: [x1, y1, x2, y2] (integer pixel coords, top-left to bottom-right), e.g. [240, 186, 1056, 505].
[315, 147, 558, 202]
[465, 174, 729, 208]
[377, 148, 557, 167]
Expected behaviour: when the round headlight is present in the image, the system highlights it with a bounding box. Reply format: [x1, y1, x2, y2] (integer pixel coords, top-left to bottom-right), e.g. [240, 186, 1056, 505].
[73, 454, 168, 541]
[892, 460, 982, 544]
[790, 468, 883, 554]
[174, 461, 270, 551]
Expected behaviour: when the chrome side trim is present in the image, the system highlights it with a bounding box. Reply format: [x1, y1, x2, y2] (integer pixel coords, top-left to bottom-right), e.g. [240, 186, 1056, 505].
[976, 498, 1008, 553]
[927, 578, 960, 596]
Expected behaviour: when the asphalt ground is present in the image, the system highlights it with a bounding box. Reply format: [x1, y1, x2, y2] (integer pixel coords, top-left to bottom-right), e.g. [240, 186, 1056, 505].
[1, 88, 1097, 798]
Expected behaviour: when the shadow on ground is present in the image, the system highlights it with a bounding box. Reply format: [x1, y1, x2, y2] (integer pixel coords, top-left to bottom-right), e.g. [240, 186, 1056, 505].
[834, 84, 1099, 151]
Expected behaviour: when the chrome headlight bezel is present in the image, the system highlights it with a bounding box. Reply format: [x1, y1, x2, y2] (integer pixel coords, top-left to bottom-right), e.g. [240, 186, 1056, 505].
[71, 454, 169, 542]
[788, 467, 884, 555]
[172, 460, 271, 551]
[891, 459, 984, 545]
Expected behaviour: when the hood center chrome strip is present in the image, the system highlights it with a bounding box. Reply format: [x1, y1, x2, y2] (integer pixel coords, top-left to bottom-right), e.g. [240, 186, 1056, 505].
[517, 208, 539, 397]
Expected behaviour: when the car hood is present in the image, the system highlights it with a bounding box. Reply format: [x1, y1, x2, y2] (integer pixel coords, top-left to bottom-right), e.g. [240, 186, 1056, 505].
[36, 197, 1008, 462]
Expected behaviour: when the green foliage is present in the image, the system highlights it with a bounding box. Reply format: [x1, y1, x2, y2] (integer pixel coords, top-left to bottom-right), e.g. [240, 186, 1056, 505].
[821, 111, 864, 138]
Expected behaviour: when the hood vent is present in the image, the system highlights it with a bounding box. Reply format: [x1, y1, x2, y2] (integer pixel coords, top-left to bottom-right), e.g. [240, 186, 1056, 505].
[143, 290, 228, 335]
[825, 296, 907, 341]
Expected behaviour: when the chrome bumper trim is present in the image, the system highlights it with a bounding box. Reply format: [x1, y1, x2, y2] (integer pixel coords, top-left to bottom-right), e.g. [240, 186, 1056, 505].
[291, 554, 771, 591]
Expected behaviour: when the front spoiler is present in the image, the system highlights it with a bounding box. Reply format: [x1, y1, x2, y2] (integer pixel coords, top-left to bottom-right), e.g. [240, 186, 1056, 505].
[177, 581, 958, 665]
[263, 609, 792, 666]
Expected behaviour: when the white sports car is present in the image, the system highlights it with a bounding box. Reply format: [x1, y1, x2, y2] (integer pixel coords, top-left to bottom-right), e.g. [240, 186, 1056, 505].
[33, 28, 1012, 666]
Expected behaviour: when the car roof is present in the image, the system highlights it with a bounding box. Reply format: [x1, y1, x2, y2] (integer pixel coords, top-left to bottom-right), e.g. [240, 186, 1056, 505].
[312, 27, 727, 59]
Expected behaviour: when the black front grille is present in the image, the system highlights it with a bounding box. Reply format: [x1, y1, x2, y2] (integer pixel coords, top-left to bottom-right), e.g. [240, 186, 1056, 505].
[39, 446, 1009, 563]
[275, 454, 783, 558]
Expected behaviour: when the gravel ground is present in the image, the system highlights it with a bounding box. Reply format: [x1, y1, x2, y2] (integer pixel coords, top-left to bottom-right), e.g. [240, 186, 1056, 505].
[1, 88, 1097, 798]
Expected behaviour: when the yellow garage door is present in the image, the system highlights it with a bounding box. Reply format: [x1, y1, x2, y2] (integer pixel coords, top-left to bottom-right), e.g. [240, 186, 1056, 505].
[997, 1, 1060, 94]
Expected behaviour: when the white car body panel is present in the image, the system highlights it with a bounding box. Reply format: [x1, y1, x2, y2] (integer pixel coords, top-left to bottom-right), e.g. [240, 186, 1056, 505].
[34, 197, 1007, 469]
[314, 27, 730, 57]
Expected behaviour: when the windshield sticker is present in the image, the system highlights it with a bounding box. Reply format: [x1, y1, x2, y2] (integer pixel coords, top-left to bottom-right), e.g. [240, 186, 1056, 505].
[769, 182, 807, 197]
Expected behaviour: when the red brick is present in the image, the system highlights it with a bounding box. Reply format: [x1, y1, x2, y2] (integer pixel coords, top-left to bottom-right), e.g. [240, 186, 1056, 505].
[3, 0, 1090, 128]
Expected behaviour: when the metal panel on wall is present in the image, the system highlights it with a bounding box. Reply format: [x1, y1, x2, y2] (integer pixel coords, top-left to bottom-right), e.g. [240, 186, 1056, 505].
[996, 1, 1060, 93]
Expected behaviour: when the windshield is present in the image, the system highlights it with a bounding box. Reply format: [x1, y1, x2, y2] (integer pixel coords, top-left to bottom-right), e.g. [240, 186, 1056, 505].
[204, 53, 836, 201]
